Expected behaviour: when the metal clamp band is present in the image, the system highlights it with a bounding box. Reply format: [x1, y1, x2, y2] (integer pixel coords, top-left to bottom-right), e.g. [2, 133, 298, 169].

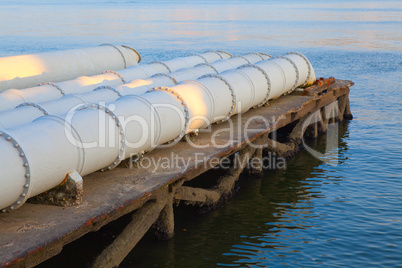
[149, 61, 172, 73]
[101, 70, 126, 84]
[38, 82, 65, 96]
[100, 43, 127, 69]
[244, 52, 265, 61]
[199, 74, 236, 123]
[191, 54, 208, 64]
[271, 56, 299, 94]
[194, 63, 219, 74]
[147, 87, 190, 143]
[204, 50, 223, 59]
[75, 103, 126, 171]
[121, 44, 142, 63]
[16, 102, 49, 115]
[93, 86, 122, 97]
[0, 131, 31, 212]
[217, 50, 233, 58]
[234, 55, 251, 64]
[151, 73, 178, 85]
[285, 52, 312, 87]
[238, 64, 271, 107]
[259, 52, 272, 59]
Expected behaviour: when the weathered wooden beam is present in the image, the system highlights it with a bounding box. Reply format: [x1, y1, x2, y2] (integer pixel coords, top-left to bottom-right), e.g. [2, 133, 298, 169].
[175, 186, 220, 205]
[214, 145, 256, 196]
[174, 145, 256, 207]
[91, 199, 167, 268]
[154, 199, 175, 240]
[248, 147, 264, 177]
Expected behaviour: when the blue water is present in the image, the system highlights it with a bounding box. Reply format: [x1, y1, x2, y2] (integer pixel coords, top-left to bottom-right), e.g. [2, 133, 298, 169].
[1, 1, 401, 267]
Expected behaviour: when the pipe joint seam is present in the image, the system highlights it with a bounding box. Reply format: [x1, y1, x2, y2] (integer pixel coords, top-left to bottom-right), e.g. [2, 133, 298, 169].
[238, 64, 271, 107]
[285, 52, 312, 87]
[190, 54, 209, 64]
[217, 50, 233, 58]
[151, 73, 178, 85]
[101, 70, 126, 84]
[38, 82, 66, 96]
[100, 43, 128, 69]
[149, 61, 172, 73]
[0, 131, 31, 212]
[147, 87, 190, 144]
[245, 52, 265, 61]
[194, 63, 219, 74]
[199, 74, 236, 123]
[271, 56, 299, 94]
[234, 55, 251, 64]
[93, 86, 123, 97]
[16, 102, 49, 116]
[121, 45, 142, 63]
[204, 50, 224, 59]
[259, 52, 272, 58]
[75, 103, 126, 171]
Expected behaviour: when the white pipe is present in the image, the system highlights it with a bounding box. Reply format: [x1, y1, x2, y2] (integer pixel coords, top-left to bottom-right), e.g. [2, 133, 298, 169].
[0, 53, 265, 130]
[0, 51, 232, 112]
[0, 52, 315, 212]
[0, 44, 141, 92]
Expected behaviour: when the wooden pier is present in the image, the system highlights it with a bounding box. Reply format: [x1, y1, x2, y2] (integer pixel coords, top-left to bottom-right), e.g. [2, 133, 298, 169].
[0, 78, 353, 267]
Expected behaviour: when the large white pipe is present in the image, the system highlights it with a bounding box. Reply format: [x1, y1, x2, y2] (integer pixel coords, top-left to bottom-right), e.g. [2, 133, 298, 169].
[0, 53, 268, 129]
[0, 52, 315, 212]
[0, 51, 231, 112]
[0, 44, 141, 92]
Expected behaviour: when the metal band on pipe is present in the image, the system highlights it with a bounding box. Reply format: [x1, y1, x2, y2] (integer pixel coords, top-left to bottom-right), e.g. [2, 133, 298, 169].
[199, 74, 236, 123]
[285, 52, 312, 87]
[217, 50, 233, 58]
[100, 43, 127, 69]
[147, 87, 190, 143]
[204, 50, 224, 59]
[233, 55, 251, 64]
[0, 131, 31, 212]
[191, 54, 209, 64]
[271, 56, 299, 94]
[238, 64, 272, 107]
[194, 63, 219, 74]
[121, 45, 142, 63]
[244, 52, 265, 61]
[151, 73, 178, 85]
[75, 103, 126, 171]
[119, 95, 162, 155]
[16, 102, 49, 116]
[93, 86, 123, 97]
[259, 52, 272, 58]
[101, 70, 126, 84]
[149, 61, 172, 73]
[38, 82, 66, 96]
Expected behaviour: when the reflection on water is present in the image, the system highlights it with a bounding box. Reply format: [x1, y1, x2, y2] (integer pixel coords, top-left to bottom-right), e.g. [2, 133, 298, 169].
[121, 123, 354, 267]
[0, 0, 401, 56]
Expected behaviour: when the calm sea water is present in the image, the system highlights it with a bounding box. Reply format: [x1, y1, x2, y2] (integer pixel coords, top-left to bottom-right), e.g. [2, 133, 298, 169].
[1, 0, 401, 267]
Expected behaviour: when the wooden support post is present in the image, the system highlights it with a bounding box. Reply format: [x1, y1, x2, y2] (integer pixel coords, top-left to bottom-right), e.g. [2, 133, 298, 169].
[91, 199, 167, 268]
[174, 145, 256, 207]
[215, 145, 255, 196]
[154, 199, 175, 240]
[248, 147, 264, 177]
[337, 95, 347, 121]
[319, 107, 329, 133]
[343, 95, 353, 120]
